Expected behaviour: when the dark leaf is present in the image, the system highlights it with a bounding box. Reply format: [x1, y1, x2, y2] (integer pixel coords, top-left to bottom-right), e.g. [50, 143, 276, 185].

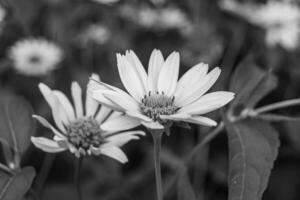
[230, 62, 277, 110]
[224, 119, 280, 200]
[0, 95, 35, 156]
[0, 167, 36, 200]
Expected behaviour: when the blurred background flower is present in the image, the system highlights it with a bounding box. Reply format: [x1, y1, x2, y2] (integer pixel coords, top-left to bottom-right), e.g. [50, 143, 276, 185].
[8, 38, 63, 76]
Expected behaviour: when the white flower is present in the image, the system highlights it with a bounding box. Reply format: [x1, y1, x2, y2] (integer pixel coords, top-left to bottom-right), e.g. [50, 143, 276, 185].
[92, 0, 119, 5]
[220, 0, 300, 49]
[88, 50, 234, 131]
[31, 74, 145, 163]
[79, 24, 111, 45]
[8, 38, 63, 76]
[0, 5, 5, 22]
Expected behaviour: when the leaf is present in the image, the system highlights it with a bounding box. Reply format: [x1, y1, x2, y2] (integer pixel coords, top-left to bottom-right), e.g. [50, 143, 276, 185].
[0, 95, 35, 156]
[177, 168, 197, 200]
[224, 119, 280, 200]
[229, 62, 277, 110]
[0, 167, 36, 200]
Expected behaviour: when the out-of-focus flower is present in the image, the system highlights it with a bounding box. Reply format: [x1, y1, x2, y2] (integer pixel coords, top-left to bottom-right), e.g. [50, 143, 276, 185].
[0, 5, 5, 22]
[31, 75, 145, 162]
[91, 0, 119, 5]
[88, 49, 234, 131]
[79, 24, 111, 45]
[8, 38, 64, 76]
[220, 0, 300, 49]
[120, 5, 193, 35]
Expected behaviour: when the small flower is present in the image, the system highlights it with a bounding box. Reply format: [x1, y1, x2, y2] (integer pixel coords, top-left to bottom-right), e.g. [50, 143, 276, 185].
[88, 50, 234, 131]
[92, 0, 119, 5]
[31, 74, 145, 163]
[8, 38, 63, 76]
[219, 0, 300, 49]
[79, 24, 111, 45]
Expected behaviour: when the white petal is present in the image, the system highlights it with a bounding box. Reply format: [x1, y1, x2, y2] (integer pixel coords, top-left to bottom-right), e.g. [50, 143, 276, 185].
[141, 120, 164, 130]
[125, 50, 149, 92]
[53, 91, 75, 121]
[174, 63, 208, 100]
[175, 67, 221, 107]
[179, 91, 235, 115]
[33, 115, 66, 139]
[101, 115, 141, 132]
[100, 145, 128, 163]
[95, 106, 111, 123]
[106, 111, 123, 121]
[103, 90, 140, 113]
[86, 74, 101, 116]
[39, 83, 68, 132]
[148, 49, 164, 93]
[157, 52, 180, 97]
[181, 116, 217, 127]
[92, 91, 124, 112]
[160, 113, 191, 121]
[31, 137, 67, 153]
[117, 54, 146, 101]
[126, 111, 152, 122]
[106, 131, 145, 147]
[71, 82, 83, 118]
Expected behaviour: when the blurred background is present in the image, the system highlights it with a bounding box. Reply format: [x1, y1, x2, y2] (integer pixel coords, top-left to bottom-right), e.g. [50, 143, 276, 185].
[1, 0, 300, 199]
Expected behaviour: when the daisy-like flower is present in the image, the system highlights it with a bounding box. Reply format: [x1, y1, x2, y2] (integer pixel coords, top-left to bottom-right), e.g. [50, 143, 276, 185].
[8, 38, 63, 76]
[88, 49, 235, 131]
[92, 0, 119, 5]
[220, 0, 300, 49]
[31, 75, 145, 163]
[79, 24, 111, 45]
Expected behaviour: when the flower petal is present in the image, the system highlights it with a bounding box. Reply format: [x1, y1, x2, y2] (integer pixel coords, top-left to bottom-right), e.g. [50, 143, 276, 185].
[100, 115, 141, 132]
[106, 111, 123, 121]
[31, 137, 67, 153]
[148, 49, 164, 93]
[160, 113, 191, 121]
[125, 50, 149, 92]
[92, 91, 124, 112]
[85, 74, 101, 117]
[95, 106, 112, 123]
[71, 82, 83, 118]
[39, 83, 68, 132]
[174, 63, 208, 100]
[103, 90, 140, 113]
[157, 51, 180, 97]
[182, 116, 217, 127]
[106, 131, 145, 147]
[175, 67, 221, 107]
[126, 111, 152, 122]
[53, 90, 75, 121]
[179, 91, 235, 115]
[99, 145, 128, 163]
[117, 54, 146, 101]
[33, 115, 66, 139]
[141, 120, 164, 130]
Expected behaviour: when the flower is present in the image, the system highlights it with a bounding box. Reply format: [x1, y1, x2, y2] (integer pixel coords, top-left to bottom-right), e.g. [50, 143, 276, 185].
[92, 0, 119, 5]
[88, 49, 234, 131]
[79, 24, 111, 45]
[219, 0, 300, 49]
[8, 38, 64, 76]
[31, 74, 145, 163]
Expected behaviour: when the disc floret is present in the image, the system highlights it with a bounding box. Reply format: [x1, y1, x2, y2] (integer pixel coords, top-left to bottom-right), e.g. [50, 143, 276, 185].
[140, 91, 177, 123]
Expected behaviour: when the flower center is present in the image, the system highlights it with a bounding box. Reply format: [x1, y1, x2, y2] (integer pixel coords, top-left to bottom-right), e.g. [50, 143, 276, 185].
[66, 117, 104, 152]
[140, 91, 177, 122]
[29, 55, 41, 64]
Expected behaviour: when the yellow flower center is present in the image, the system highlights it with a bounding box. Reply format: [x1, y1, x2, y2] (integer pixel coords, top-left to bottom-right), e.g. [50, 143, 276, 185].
[140, 91, 177, 122]
[66, 117, 104, 152]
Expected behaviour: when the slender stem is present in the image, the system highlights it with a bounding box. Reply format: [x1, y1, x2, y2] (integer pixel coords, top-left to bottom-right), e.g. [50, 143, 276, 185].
[34, 154, 55, 195]
[254, 98, 300, 114]
[74, 157, 83, 200]
[151, 130, 164, 200]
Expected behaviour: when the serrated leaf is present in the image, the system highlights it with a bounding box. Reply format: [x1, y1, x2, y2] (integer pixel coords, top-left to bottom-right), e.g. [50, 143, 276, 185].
[224, 119, 280, 200]
[0, 95, 35, 156]
[0, 167, 36, 200]
[230, 62, 277, 110]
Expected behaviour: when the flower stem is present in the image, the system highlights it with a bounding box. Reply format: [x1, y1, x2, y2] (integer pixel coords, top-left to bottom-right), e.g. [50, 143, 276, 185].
[254, 98, 300, 114]
[74, 157, 83, 200]
[151, 130, 164, 200]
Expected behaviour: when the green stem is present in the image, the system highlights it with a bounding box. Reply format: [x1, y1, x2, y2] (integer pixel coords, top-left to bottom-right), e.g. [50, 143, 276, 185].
[74, 157, 83, 200]
[151, 129, 164, 200]
[254, 98, 300, 114]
